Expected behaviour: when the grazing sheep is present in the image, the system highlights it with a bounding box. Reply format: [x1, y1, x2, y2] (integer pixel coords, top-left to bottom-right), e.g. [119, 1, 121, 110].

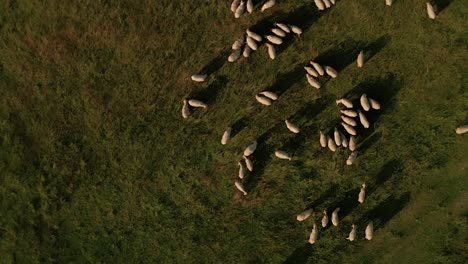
[246, 29, 263, 42]
[320, 131, 328, 148]
[221, 127, 232, 145]
[328, 137, 337, 152]
[246, 36, 258, 51]
[386, 0, 392, 6]
[455, 125, 468, 134]
[266, 43, 276, 60]
[238, 161, 246, 179]
[275, 150, 292, 160]
[255, 94, 273, 106]
[357, 50, 364, 68]
[246, 0, 254, 13]
[310, 61, 325, 76]
[358, 183, 366, 204]
[323, 0, 331, 9]
[228, 49, 242, 62]
[188, 99, 208, 108]
[243, 45, 252, 58]
[289, 25, 303, 36]
[340, 132, 348, 148]
[232, 36, 245, 50]
[341, 122, 357, 136]
[426, 2, 436, 19]
[266, 35, 283, 45]
[314, 0, 326, 10]
[308, 224, 318, 244]
[191, 74, 207, 82]
[307, 74, 321, 89]
[297, 208, 313, 221]
[243, 156, 254, 172]
[349, 136, 357, 151]
[360, 94, 371, 111]
[341, 109, 358, 117]
[259, 91, 278, 100]
[231, 0, 240, 12]
[285, 120, 300, 134]
[182, 99, 190, 119]
[346, 151, 358, 165]
[331, 208, 340, 226]
[304, 66, 319, 77]
[336, 98, 353, 108]
[272, 28, 287, 38]
[325, 66, 338, 78]
[274, 23, 291, 33]
[261, 0, 276, 12]
[235, 180, 248, 195]
[358, 110, 370, 128]
[334, 127, 342, 146]
[235, 1, 245, 18]
[369, 98, 381, 110]
[243, 141, 258, 156]
[341, 115, 357, 127]
[365, 221, 374, 240]
[346, 224, 357, 241]
[321, 210, 329, 227]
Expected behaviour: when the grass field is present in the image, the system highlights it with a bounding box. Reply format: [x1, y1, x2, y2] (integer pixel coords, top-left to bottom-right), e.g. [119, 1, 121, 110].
[0, 0, 467, 263]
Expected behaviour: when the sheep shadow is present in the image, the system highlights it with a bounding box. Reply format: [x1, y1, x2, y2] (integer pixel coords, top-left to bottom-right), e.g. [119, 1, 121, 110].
[304, 184, 339, 210]
[283, 243, 316, 264]
[367, 159, 405, 198]
[431, 0, 453, 13]
[230, 116, 250, 138]
[199, 51, 230, 76]
[189, 75, 228, 105]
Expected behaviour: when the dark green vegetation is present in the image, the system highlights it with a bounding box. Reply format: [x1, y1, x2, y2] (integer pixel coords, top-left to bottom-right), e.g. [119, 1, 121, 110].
[0, 0, 467, 263]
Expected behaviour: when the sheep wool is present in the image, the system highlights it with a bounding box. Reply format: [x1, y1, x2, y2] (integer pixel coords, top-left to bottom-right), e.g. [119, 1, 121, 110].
[307, 74, 321, 89]
[259, 91, 278, 100]
[243, 155, 254, 172]
[238, 162, 246, 179]
[234, 1, 245, 18]
[328, 137, 337, 152]
[261, 0, 276, 12]
[369, 98, 381, 110]
[296, 209, 313, 221]
[336, 98, 353, 108]
[231, 0, 240, 13]
[365, 221, 374, 240]
[325, 66, 338, 78]
[188, 99, 207, 108]
[266, 35, 283, 45]
[321, 210, 329, 227]
[357, 50, 364, 68]
[323, 0, 331, 9]
[246, 36, 258, 51]
[232, 37, 244, 50]
[182, 99, 190, 119]
[386, 0, 392, 6]
[310, 61, 325, 76]
[243, 141, 258, 156]
[455, 125, 468, 134]
[314, 0, 325, 10]
[358, 110, 370, 128]
[340, 132, 348, 148]
[341, 115, 357, 127]
[246, 0, 254, 13]
[221, 127, 232, 145]
[228, 49, 242, 62]
[266, 43, 276, 60]
[272, 28, 286, 38]
[308, 224, 318, 244]
[349, 136, 357, 151]
[320, 131, 328, 148]
[289, 25, 303, 36]
[235, 180, 248, 195]
[275, 23, 291, 33]
[341, 109, 358, 117]
[246, 29, 263, 42]
[360, 94, 371, 111]
[243, 45, 251, 58]
[347, 224, 357, 241]
[255, 94, 272, 106]
[346, 151, 358, 165]
[275, 150, 292, 161]
[358, 183, 366, 203]
[304, 66, 319, 77]
[331, 208, 340, 226]
[426, 2, 436, 19]
[285, 120, 300, 134]
[341, 122, 357, 136]
[191, 74, 207, 82]
[334, 127, 342, 146]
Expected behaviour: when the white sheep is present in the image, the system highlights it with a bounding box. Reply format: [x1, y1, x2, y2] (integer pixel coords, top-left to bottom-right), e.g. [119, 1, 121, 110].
[386, 0, 392, 6]
[275, 150, 292, 160]
[341, 109, 358, 117]
[243, 141, 258, 156]
[243, 45, 251, 58]
[235, 1, 245, 18]
[274, 23, 291, 33]
[331, 208, 340, 226]
[325, 66, 338, 78]
[231, 0, 240, 12]
[272, 28, 286, 38]
[228, 49, 242, 62]
[334, 127, 342, 146]
[308, 224, 318, 244]
[336, 98, 353, 108]
[182, 99, 190, 119]
[307, 74, 321, 89]
[328, 137, 337, 152]
[289, 24, 303, 36]
[246, 36, 258, 51]
[255, 94, 272, 106]
[259, 91, 278, 100]
[455, 125, 468, 134]
[341, 122, 357, 136]
[191, 74, 207, 83]
[243, 155, 254, 172]
[346, 224, 357, 241]
[323, 0, 331, 9]
[365, 221, 374, 240]
[360, 94, 371, 111]
[304, 66, 319, 77]
[314, 0, 325, 10]
[358, 183, 366, 204]
[246, 0, 254, 13]
[358, 110, 370, 129]
[246, 29, 263, 42]
[346, 151, 358, 165]
[340, 132, 348, 148]
[235, 180, 248, 195]
[232, 36, 245, 50]
[221, 127, 232, 145]
[357, 50, 364, 68]
[261, 0, 276, 12]
[238, 161, 246, 179]
[296, 208, 313, 221]
[321, 210, 329, 227]
[330, 0, 336, 4]
[266, 35, 283, 45]
[188, 99, 208, 108]
[266, 43, 276, 60]
[369, 98, 381, 110]
[320, 131, 328, 148]
[349, 136, 357, 151]
[285, 120, 300, 134]
[341, 115, 357, 127]
[426, 2, 436, 19]
[310, 61, 325, 76]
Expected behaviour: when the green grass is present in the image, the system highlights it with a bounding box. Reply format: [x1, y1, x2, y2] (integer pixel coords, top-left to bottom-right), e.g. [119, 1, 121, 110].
[0, 0, 467, 263]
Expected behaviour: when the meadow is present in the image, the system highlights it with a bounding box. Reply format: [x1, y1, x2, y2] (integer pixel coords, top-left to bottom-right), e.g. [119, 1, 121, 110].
[0, 0, 467, 263]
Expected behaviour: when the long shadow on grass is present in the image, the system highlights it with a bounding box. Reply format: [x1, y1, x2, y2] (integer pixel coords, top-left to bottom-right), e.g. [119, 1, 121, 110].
[366, 159, 405, 198]
[189, 75, 228, 106]
[432, 0, 453, 13]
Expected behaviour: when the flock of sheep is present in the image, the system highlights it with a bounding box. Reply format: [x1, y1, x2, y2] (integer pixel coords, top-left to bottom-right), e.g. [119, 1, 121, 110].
[182, 1, 467, 245]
